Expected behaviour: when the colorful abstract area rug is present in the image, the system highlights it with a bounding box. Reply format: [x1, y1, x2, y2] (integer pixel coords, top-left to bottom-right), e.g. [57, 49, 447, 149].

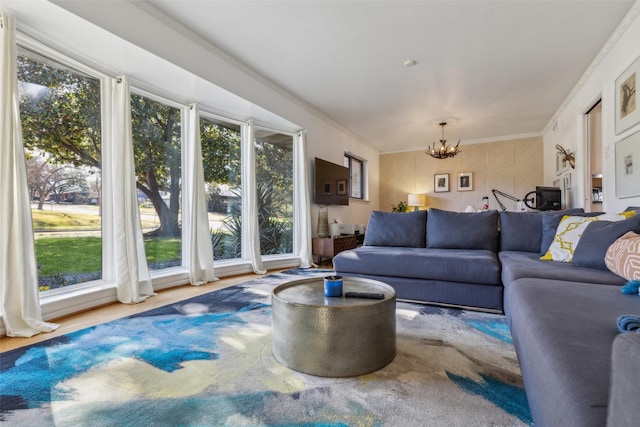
[0, 269, 532, 426]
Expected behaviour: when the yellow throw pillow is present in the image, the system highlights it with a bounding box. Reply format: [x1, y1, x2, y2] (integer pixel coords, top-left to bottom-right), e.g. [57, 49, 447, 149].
[605, 231, 640, 281]
[541, 215, 599, 262]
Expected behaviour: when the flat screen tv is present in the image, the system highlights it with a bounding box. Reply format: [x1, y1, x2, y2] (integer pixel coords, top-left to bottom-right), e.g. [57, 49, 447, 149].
[535, 186, 561, 211]
[314, 157, 349, 205]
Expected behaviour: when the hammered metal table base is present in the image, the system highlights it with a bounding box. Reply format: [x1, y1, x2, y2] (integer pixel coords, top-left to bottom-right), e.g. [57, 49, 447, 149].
[272, 277, 396, 377]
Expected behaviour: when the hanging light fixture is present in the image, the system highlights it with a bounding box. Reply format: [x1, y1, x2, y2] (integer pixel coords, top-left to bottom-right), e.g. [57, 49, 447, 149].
[425, 121, 461, 159]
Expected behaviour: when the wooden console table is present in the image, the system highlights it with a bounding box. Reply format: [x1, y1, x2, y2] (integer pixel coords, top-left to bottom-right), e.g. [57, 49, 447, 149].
[312, 235, 358, 265]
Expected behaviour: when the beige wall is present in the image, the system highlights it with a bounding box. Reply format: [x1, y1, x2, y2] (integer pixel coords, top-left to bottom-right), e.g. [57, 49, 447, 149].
[380, 136, 543, 213]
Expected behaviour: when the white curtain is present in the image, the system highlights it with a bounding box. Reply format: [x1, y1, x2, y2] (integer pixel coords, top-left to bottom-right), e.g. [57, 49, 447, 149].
[243, 120, 266, 274]
[293, 131, 315, 268]
[0, 13, 59, 337]
[103, 75, 154, 303]
[184, 104, 217, 285]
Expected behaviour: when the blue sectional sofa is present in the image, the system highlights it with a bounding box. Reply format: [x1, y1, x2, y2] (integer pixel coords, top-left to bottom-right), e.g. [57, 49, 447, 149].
[333, 207, 640, 427]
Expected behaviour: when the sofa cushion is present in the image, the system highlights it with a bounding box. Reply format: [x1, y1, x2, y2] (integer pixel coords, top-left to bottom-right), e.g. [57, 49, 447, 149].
[605, 231, 640, 282]
[363, 210, 427, 247]
[333, 246, 501, 286]
[499, 212, 543, 253]
[607, 333, 640, 427]
[504, 278, 640, 427]
[499, 251, 624, 286]
[499, 208, 586, 253]
[427, 208, 499, 252]
[573, 214, 640, 270]
[540, 211, 601, 255]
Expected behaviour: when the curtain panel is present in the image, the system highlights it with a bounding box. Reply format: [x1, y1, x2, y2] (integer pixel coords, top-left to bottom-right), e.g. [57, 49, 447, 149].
[294, 131, 315, 268]
[103, 75, 154, 304]
[0, 13, 59, 337]
[184, 104, 217, 285]
[243, 121, 266, 274]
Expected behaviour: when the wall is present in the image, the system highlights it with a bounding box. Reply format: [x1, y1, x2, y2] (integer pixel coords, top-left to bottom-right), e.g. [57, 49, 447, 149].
[543, 2, 640, 213]
[380, 137, 543, 213]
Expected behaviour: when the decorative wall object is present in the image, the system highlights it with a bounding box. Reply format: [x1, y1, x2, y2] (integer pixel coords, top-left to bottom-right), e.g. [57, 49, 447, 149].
[615, 129, 640, 198]
[615, 55, 639, 134]
[336, 180, 347, 195]
[457, 172, 473, 191]
[555, 144, 575, 169]
[434, 173, 450, 192]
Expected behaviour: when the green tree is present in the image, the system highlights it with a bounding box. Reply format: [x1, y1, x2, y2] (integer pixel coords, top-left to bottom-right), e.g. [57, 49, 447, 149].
[130, 94, 181, 236]
[18, 55, 101, 170]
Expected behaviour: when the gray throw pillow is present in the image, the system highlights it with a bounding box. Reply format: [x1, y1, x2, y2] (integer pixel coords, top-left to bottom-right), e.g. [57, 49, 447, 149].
[427, 208, 499, 252]
[573, 214, 640, 270]
[363, 210, 427, 247]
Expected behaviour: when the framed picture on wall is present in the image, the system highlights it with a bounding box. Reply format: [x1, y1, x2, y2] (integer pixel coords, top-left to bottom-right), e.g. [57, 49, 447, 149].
[336, 180, 347, 195]
[457, 172, 473, 191]
[615, 55, 640, 134]
[615, 129, 640, 198]
[434, 173, 450, 193]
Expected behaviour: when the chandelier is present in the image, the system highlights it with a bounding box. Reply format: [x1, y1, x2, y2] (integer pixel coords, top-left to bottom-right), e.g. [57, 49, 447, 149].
[425, 121, 461, 159]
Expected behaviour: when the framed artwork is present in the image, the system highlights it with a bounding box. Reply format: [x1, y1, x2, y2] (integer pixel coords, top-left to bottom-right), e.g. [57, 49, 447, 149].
[457, 172, 473, 191]
[563, 172, 572, 190]
[615, 129, 640, 198]
[615, 55, 640, 134]
[434, 173, 450, 193]
[322, 182, 331, 195]
[336, 180, 347, 195]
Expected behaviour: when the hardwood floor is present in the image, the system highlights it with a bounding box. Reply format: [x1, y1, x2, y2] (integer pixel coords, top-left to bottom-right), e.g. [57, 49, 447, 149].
[0, 270, 280, 353]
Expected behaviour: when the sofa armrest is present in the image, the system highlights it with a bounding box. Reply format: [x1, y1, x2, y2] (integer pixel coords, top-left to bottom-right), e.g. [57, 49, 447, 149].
[607, 333, 640, 427]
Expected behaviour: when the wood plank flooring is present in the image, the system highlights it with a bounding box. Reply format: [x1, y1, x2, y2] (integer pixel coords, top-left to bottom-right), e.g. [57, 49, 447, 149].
[0, 270, 280, 353]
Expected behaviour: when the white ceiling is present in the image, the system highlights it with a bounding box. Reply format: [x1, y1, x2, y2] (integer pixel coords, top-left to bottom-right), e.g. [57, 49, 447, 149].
[5, 1, 636, 153]
[146, 0, 634, 152]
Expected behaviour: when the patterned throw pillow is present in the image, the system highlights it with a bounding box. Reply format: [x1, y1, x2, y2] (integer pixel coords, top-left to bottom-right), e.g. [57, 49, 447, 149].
[541, 213, 632, 263]
[540, 215, 599, 262]
[605, 231, 640, 282]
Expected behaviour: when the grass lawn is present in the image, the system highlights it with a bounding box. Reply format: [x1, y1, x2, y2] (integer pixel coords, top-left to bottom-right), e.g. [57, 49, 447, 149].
[32, 209, 101, 231]
[36, 236, 182, 278]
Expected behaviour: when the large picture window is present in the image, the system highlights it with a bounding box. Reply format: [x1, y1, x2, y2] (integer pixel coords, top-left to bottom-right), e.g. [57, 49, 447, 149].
[18, 52, 102, 291]
[131, 93, 182, 271]
[8, 30, 307, 324]
[200, 116, 242, 260]
[344, 153, 364, 200]
[255, 130, 293, 255]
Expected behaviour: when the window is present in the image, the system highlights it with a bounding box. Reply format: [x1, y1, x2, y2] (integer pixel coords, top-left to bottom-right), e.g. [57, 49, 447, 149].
[255, 130, 293, 255]
[200, 115, 242, 260]
[344, 153, 364, 200]
[130, 93, 182, 271]
[10, 31, 305, 314]
[18, 51, 102, 292]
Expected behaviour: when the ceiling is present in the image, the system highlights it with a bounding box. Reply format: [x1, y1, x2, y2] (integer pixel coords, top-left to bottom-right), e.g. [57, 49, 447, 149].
[6, 1, 637, 153]
[144, 0, 634, 152]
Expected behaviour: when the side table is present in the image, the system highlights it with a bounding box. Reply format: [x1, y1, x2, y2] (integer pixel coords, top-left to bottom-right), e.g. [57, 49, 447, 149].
[312, 235, 357, 265]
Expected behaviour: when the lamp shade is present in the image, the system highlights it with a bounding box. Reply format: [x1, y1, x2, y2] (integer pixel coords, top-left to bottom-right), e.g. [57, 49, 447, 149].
[408, 193, 426, 207]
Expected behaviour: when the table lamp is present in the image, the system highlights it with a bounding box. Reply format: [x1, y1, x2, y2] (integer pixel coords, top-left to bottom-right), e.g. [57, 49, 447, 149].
[408, 194, 426, 211]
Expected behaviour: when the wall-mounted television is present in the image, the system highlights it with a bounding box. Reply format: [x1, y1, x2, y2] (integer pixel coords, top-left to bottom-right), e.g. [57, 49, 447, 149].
[314, 157, 349, 205]
[535, 186, 562, 211]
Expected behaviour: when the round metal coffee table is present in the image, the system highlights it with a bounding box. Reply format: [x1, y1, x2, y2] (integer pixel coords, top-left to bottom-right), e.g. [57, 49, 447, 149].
[271, 276, 396, 377]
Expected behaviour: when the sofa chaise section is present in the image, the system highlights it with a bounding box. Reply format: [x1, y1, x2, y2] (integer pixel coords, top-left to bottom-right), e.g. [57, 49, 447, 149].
[504, 278, 640, 427]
